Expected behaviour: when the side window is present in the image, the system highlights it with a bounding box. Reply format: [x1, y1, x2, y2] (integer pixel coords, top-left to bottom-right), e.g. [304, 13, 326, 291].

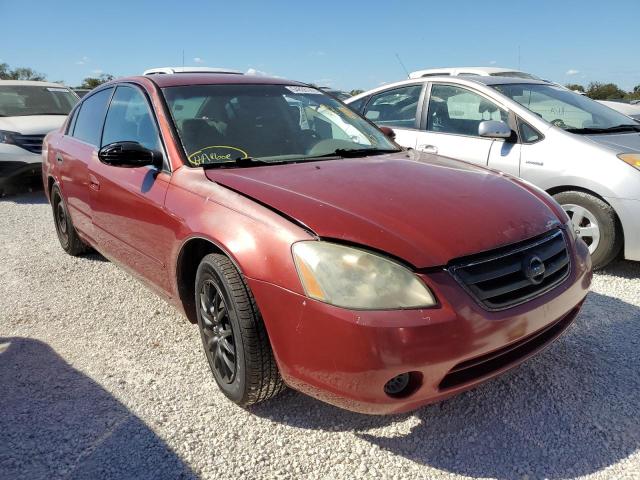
[363, 85, 422, 129]
[427, 84, 508, 137]
[66, 106, 79, 135]
[519, 119, 542, 143]
[102, 86, 161, 151]
[72, 88, 113, 146]
[347, 96, 368, 114]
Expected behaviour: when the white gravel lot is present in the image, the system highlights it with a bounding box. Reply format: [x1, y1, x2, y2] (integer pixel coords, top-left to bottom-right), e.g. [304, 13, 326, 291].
[1, 190, 639, 480]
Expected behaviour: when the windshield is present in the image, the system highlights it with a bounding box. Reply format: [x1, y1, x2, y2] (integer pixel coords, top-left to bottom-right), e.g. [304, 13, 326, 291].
[162, 84, 398, 167]
[0, 85, 78, 116]
[494, 83, 638, 132]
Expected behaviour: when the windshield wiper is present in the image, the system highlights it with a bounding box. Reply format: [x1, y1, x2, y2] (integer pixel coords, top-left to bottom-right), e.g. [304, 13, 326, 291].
[201, 156, 280, 169]
[566, 124, 640, 134]
[307, 148, 401, 159]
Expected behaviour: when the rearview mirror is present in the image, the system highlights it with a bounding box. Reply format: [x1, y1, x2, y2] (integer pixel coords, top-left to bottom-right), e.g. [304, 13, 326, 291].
[378, 126, 396, 141]
[98, 141, 161, 168]
[478, 120, 512, 139]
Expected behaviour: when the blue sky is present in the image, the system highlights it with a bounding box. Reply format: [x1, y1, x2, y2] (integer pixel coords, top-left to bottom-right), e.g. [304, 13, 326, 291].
[1, 0, 639, 91]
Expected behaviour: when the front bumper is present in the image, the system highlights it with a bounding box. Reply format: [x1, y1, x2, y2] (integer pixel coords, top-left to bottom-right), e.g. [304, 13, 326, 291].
[0, 146, 42, 181]
[605, 196, 640, 262]
[248, 237, 592, 414]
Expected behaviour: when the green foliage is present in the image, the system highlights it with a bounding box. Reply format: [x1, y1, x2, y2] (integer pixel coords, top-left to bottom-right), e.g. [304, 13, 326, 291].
[0, 62, 46, 81]
[565, 83, 585, 92]
[349, 89, 364, 96]
[586, 82, 626, 100]
[79, 74, 114, 89]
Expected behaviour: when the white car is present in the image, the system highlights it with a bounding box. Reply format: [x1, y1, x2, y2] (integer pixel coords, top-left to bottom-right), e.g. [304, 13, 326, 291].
[347, 75, 640, 268]
[0, 80, 79, 183]
[143, 66, 242, 75]
[597, 100, 640, 121]
[409, 67, 541, 80]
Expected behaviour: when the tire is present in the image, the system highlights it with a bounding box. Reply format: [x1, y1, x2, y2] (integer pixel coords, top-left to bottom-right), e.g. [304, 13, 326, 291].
[51, 184, 89, 256]
[195, 253, 285, 406]
[553, 190, 622, 269]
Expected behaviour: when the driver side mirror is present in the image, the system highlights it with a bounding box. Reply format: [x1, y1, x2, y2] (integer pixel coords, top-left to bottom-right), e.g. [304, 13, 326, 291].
[378, 126, 396, 141]
[98, 141, 162, 168]
[478, 120, 512, 139]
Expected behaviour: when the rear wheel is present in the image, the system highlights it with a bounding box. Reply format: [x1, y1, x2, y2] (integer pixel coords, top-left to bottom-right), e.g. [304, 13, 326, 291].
[195, 253, 285, 406]
[553, 190, 622, 269]
[51, 185, 88, 256]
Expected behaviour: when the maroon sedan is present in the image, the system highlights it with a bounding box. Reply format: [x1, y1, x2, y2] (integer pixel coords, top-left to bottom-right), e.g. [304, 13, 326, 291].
[42, 74, 592, 414]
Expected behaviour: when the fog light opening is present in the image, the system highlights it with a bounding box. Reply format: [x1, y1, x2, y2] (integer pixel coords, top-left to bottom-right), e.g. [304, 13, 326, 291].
[383, 371, 422, 398]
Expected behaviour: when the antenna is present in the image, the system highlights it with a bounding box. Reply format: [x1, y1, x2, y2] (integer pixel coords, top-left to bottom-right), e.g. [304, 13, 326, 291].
[395, 53, 410, 78]
[182, 49, 185, 67]
[518, 45, 521, 70]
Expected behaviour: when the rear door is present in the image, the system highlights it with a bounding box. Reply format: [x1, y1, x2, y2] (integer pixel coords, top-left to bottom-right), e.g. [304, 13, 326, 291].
[414, 83, 509, 165]
[89, 84, 174, 294]
[360, 84, 424, 148]
[57, 87, 113, 240]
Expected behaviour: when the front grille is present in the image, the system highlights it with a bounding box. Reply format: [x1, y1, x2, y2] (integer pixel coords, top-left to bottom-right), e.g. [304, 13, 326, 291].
[439, 305, 579, 390]
[13, 134, 45, 154]
[449, 229, 570, 310]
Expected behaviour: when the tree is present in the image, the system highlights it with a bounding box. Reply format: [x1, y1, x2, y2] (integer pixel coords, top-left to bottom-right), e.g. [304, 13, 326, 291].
[349, 89, 364, 96]
[0, 62, 46, 81]
[565, 83, 584, 92]
[79, 73, 114, 89]
[586, 82, 626, 100]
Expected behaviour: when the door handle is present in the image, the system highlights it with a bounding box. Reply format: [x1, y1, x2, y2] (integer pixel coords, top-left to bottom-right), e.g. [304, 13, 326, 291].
[89, 174, 100, 191]
[56, 154, 64, 163]
[418, 144, 438, 154]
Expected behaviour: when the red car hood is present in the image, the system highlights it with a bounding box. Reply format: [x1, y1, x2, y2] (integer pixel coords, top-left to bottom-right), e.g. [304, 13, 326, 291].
[205, 154, 561, 267]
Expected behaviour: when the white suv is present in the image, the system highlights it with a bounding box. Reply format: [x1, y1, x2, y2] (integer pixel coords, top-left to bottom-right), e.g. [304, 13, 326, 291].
[408, 67, 541, 80]
[0, 80, 78, 183]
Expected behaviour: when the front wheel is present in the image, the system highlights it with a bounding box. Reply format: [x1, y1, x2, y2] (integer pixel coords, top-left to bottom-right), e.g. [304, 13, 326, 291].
[553, 191, 622, 269]
[195, 253, 285, 406]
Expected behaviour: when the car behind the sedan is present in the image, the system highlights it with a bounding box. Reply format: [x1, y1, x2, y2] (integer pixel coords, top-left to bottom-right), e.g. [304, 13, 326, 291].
[42, 74, 592, 414]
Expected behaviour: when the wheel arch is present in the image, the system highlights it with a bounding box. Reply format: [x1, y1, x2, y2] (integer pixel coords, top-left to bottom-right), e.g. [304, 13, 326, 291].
[175, 236, 244, 324]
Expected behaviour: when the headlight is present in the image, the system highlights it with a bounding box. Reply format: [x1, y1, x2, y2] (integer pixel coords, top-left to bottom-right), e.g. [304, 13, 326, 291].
[292, 241, 436, 310]
[618, 153, 640, 170]
[0, 130, 18, 145]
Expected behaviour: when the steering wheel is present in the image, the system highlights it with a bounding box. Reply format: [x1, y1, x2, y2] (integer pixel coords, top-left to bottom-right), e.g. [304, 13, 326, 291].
[551, 118, 568, 128]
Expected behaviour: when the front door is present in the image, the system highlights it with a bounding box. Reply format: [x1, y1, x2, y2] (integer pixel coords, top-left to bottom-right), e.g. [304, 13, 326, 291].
[89, 84, 174, 295]
[414, 83, 510, 166]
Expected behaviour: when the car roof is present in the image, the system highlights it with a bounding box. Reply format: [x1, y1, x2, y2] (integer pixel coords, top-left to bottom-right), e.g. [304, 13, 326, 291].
[0, 80, 74, 88]
[346, 75, 551, 103]
[408, 67, 521, 78]
[124, 73, 306, 88]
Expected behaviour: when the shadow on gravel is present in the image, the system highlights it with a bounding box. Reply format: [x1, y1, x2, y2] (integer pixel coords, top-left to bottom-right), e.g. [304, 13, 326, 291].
[0, 337, 196, 480]
[598, 258, 640, 280]
[254, 292, 640, 479]
[0, 190, 47, 205]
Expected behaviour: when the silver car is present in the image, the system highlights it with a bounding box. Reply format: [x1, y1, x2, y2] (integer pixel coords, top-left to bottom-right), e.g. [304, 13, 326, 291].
[347, 76, 640, 268]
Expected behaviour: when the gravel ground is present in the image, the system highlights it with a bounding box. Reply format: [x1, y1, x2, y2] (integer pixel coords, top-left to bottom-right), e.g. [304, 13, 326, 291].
[1, 190, 639, 480]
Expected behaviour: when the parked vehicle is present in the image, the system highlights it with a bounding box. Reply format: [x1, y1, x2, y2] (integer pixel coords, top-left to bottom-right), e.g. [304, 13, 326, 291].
[143, 66, 242, 75]
[0, 80, 79, 185]
[318, 86, 352, 101]
[43, 73, 591, 414]
[72, 88, 91, 98]
[409, 67, 542, 80]
[597, 100, 640, 121]
[347, 76, 640, 269]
